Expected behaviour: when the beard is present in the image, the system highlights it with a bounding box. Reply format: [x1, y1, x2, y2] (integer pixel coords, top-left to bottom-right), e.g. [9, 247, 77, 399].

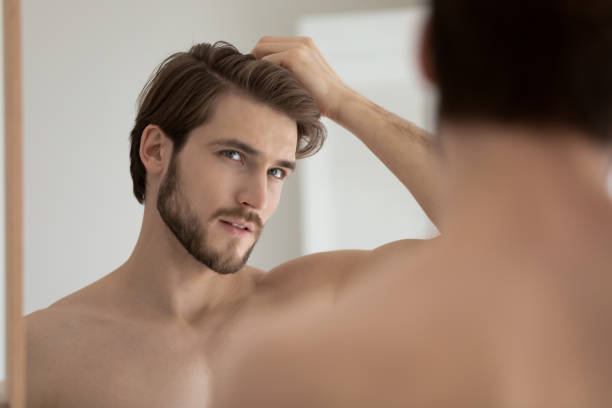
[156, 154, 262, 274]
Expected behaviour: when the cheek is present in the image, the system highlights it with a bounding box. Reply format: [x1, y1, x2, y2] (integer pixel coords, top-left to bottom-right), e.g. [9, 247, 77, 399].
[263, 183, 284, 221]
[183, 168, 235, 207]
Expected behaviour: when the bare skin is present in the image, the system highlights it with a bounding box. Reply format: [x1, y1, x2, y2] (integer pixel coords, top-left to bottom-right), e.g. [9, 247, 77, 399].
[213, 38, 612, 407]
[215, 125, 612, 408]
[25, 34, 612, 408]
[24, 41, 441, 407]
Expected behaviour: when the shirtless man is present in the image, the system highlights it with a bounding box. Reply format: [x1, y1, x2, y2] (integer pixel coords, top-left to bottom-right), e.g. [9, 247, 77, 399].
[25, 41, 438, 406]
[213, 1, 612, 407]
[27, 1, 612, 406]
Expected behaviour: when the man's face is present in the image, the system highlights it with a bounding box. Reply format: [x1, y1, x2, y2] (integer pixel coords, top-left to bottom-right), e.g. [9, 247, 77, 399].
[157, 92, 297, 274]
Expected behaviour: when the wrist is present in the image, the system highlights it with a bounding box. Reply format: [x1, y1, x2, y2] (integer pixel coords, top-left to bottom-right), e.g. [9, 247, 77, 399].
[327, 85, 361, 124]
[331, 87, 368, 128]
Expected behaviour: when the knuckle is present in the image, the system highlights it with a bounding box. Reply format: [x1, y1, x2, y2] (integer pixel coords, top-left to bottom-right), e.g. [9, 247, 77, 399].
[290, 47, 305, 60]
[296, 43, 310, 55]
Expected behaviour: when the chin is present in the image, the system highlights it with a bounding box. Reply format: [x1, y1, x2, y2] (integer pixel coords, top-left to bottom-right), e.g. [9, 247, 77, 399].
[185, 232, 257, 274]
[195, 247, 251, 275]
[213, 258, 248, 275]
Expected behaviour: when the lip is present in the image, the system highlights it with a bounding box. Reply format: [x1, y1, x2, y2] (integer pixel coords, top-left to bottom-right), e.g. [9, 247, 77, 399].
[219, 218, 255, 233]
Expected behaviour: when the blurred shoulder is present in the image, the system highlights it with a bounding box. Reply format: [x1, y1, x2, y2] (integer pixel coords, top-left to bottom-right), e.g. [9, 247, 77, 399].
[257, 249, 369, 293]
[257, 239, 433, 297]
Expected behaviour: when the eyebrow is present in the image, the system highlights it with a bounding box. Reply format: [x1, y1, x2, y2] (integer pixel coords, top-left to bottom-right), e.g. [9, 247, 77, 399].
[208, 138, 296, 171]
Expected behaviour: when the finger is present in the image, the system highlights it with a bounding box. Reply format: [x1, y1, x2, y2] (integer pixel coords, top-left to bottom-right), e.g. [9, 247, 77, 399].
[253, 42, 327, 68]
[257, 36, 315, 45]
[255, 37, 332, 74]
[262, 50, 326, 89]
[261, 51, 296, 71]
[252, 42, 305, 59]
[262, 52, 327, 114]
[258, 42, 337, 84]
[252, 36, 320, 56]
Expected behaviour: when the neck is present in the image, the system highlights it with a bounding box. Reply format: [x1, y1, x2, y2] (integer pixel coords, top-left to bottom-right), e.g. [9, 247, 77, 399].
[113, 203, 256, 323]
[438, 121, 612, 248]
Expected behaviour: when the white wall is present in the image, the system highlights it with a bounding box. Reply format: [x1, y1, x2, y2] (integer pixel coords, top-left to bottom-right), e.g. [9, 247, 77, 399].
[22, 0, 418, 315]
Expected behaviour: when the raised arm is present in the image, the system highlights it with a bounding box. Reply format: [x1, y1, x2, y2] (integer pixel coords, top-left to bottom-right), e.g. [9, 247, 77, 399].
[252, 36, 442, 226]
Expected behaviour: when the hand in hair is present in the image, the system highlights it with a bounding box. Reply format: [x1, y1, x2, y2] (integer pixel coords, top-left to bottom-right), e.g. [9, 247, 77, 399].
[253, 36, 441, 226]
[252, 36, 352, 121]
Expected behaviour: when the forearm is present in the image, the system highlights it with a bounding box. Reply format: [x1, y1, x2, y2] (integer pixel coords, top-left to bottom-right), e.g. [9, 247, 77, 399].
[332, 89, 442, 226]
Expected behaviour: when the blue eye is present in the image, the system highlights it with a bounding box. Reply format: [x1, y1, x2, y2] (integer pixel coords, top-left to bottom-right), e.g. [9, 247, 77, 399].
[268, 168, 286, 180]
[221, 150, 242, 161]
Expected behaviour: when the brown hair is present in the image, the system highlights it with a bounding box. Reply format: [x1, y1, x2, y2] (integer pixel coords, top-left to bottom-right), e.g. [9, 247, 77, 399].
[129, 41, 326, 204]
[431, 0, 612, 143]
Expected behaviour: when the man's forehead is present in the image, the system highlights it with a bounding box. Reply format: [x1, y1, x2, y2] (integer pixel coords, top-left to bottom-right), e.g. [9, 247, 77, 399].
[211, 92, 297, 129]
[193, 92, 298, 159]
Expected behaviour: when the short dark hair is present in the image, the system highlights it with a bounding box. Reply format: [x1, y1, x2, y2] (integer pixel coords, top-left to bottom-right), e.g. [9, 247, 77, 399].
[129, 41, 326, 204]
[431, 0, 612, 143]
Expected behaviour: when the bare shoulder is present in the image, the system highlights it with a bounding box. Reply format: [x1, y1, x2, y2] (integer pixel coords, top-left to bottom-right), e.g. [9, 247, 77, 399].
[25, 303, 84, 407]
[26, 297, 100, 356]
[333, 238, 434, 292]
[215, 239, 444, 407]
[27, 304, 72, 357]
[27, 300, 89, 341]
[365, 237, 433, 268]
[26, 279, 123, 403]
[26, 285, 109, 349]
[254, 239, 432, 301]
[257, 249, 369, 295]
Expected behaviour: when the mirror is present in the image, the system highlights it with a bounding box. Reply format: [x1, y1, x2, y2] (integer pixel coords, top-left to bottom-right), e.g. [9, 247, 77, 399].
[21, 0, 431, 406]
[3, 0, 26, 406]
[18, 1, 612, 407]
[22, 0, 429, 315]
[0, 0, 6, 396]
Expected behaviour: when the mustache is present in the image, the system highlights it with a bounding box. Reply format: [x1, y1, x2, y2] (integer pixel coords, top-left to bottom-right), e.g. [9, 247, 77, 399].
[211, 207, 263, 229]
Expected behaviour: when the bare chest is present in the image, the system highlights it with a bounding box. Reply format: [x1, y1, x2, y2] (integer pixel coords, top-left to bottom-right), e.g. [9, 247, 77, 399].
[45, 321, 217, 408]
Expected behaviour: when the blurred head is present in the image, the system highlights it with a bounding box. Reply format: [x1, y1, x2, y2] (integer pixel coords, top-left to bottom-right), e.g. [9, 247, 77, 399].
[426, 0, 612, 144]
[130, 42, 326, 273]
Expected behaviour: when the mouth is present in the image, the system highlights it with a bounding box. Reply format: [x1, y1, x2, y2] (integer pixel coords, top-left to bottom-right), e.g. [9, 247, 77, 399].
[219, 219, 254, 235]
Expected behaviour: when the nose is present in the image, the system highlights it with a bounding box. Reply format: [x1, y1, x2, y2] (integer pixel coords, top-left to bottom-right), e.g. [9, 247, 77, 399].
[236, 173, 268, 211]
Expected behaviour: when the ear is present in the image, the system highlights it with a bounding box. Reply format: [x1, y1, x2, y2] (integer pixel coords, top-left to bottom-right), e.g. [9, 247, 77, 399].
[419, 17, 437, 85]
[139, 124, 173, 176]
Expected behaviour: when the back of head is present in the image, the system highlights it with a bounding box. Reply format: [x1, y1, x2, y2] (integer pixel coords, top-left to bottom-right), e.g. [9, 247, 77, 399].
[129, 41, 326, 204]
[430, 0, 612, 143]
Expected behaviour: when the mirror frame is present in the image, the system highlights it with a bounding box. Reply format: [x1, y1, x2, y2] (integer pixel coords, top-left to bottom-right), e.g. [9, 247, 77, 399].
[3, 0, 25, 407]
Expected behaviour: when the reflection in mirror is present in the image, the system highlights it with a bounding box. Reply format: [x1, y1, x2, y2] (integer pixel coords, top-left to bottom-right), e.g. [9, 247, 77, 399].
[22, 0, 418, 315]
[20, 1, 612, 407]
[22, 1, 424, 406]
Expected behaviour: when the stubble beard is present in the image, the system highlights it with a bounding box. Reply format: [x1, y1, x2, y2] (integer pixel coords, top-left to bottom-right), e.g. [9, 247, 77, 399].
[156, 154, 259, 274]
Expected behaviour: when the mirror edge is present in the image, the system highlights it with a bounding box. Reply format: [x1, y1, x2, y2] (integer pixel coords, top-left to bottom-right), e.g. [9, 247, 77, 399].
[3, 0, 25, 407]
